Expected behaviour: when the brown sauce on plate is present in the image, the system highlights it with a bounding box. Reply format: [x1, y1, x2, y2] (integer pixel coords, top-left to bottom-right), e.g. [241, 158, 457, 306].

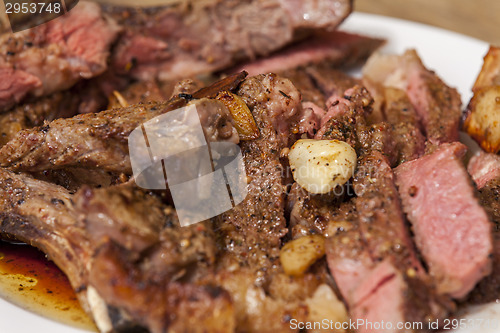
[0, 240, 97, 331]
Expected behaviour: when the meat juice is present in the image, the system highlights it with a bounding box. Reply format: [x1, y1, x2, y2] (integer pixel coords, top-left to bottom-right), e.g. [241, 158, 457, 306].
[0, 240, 96, 331]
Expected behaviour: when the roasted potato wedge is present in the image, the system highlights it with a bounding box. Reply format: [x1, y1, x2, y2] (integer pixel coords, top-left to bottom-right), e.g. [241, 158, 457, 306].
[463, 85, 500, 153]
[280, 235, 325, 276]
[473, 46, 500, 92]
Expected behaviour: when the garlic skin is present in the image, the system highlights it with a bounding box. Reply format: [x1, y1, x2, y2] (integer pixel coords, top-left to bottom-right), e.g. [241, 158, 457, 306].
[288, 139, 357, 194]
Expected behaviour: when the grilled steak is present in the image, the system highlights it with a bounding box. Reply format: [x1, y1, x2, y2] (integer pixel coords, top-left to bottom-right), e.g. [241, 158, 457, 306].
[0, 72, 346, 332]
[314, 84, 414, 167]
[395, 142, 493, 299]
[392, 122, 425, 165]
[0, 2, 120, 112]
[105, 0, 352, 81]
[209, 73, 346, 332]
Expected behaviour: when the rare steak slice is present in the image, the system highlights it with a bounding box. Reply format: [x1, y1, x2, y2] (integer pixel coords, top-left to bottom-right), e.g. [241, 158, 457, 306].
[395, 142, 493, 298]
[363, 50, 462, 145]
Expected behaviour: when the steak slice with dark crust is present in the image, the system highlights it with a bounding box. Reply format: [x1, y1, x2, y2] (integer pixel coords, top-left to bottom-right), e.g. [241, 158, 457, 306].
[363, 50, 462, 145]
[210, 73, 344, 332]
[395, 142, 493, 299]
[214, 73, 302, 271]
[0, 90, 80, 147]
[323, 152, 452, 332]
[74, 184, 233, 333]
[466, 177, 500, 304]
[466, 151, 500, 304]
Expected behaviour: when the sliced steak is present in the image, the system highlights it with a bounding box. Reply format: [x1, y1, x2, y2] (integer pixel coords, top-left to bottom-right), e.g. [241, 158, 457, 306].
[363, 65, 427, 165]
[280, 67, 327, 107]
[0, 2, 121, 112]
[280, 64, 362, 138]
[106, 0, 352, 81]
[381, 86, 420, 126]
[352, 152, 422, 270]
[0, 102, 168, 174]
[325, 202, 373, 303]
[74, 184, 234, 333]
[395, 142, 493, 299]
[210, 74, 347, 331]
[229, 31, 384, 77]
[363, 50, 462, 144]
[326, 152, 451, 332]
[314, 85, 371, 145]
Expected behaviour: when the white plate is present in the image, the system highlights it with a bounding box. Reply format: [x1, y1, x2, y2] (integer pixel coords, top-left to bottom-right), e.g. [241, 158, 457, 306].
[0, 12, 498, 333]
